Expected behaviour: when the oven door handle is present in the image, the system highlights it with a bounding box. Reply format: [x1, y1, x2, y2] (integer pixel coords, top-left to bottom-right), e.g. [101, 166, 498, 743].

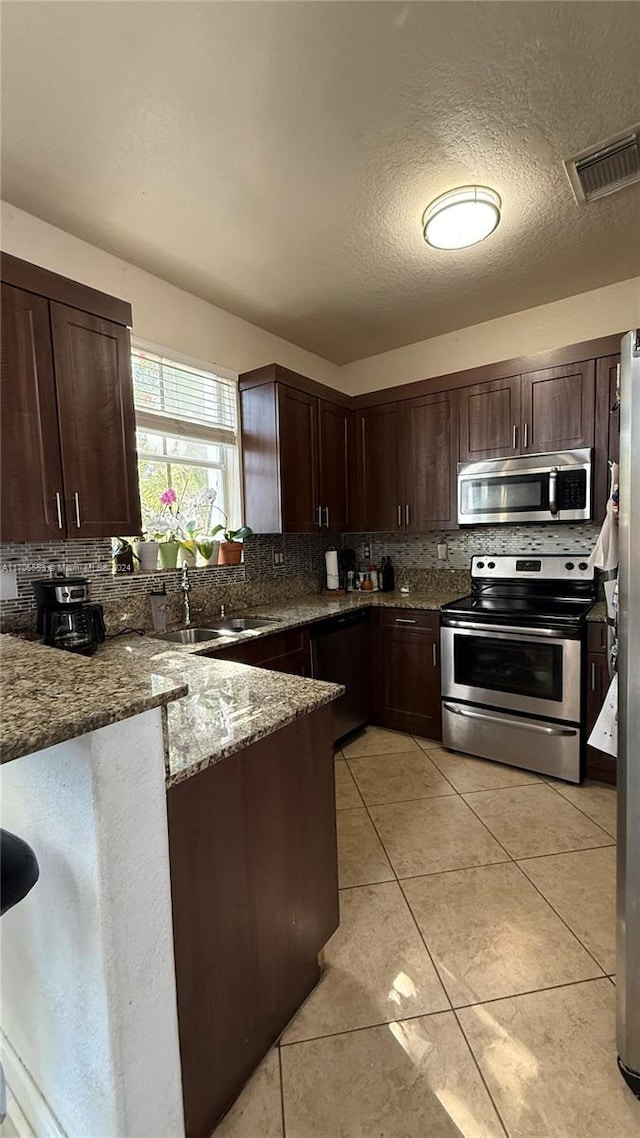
[443, 619, 569, 639]
[442, 703, 578, 736]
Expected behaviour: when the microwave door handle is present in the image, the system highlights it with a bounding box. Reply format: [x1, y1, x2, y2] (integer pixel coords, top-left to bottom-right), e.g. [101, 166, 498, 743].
[549, 467, 558, 516]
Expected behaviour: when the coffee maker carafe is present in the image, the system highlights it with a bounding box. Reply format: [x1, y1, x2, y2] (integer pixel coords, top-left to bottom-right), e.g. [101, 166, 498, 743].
[32, 575, 106, 656]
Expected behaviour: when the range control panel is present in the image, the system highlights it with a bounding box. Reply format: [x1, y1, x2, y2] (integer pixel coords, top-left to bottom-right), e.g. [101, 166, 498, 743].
[471, 554, 594, 582]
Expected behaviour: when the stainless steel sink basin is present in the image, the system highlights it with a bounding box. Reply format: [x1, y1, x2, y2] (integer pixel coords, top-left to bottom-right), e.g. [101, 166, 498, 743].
[156, 628, 227, 644]
[209, 617, 277, 632]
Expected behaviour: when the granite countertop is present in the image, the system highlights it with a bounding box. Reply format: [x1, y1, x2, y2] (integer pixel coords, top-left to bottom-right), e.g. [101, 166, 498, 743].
[100, 635, 343, 787]
[587, 601, 608, 623]
[0, 634, 188, 764]
[151, 587, 465, 659]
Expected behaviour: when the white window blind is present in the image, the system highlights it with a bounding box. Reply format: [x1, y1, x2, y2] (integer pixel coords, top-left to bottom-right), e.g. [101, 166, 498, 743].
[131, 346, 242, 533]
[132, 348, 237, 446]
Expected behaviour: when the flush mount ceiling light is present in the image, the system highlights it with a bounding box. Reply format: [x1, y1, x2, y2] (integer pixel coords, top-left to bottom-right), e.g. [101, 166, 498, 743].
[422, 185, 501, 250]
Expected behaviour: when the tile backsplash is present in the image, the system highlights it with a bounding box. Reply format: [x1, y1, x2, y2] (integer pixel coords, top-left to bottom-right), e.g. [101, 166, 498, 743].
[1, 522, 603, 633]
[0, 532, 336, 632]
[343, 523, 602, 572]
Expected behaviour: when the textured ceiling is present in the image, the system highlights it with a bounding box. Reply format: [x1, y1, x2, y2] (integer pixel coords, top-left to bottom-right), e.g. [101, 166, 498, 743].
[2, 1, 639, 364]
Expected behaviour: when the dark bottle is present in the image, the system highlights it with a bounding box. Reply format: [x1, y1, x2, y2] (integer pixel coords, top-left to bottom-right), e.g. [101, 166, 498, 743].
[382, 556, 395, 593]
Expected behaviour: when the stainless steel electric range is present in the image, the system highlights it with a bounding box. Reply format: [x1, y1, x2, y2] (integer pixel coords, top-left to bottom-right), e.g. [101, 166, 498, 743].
[440, 554, 596, 783]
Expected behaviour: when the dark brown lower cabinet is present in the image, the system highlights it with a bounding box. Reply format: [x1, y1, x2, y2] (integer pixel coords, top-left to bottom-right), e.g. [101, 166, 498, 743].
[586, 622, 616, 785]
[167, 706, 338, 1138]
[374, 609, 442, 741]
[210, 627, 311, 676]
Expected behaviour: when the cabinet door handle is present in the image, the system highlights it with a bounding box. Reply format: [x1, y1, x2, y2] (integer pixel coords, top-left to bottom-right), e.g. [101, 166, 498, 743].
[74, 492, 81, 528]
[55, 492, 63, 530]
[432, 642, 438, 667]
[397, 504, 403, 527]
[405, 503, 410, 527]
[591, 661, 596, 690]
[316, 505, 322, 528]
[512, 424, 517, 450]
[523, 421, 529, 448]
[395, 617, 417, 624]
[324, 506, 330, 528]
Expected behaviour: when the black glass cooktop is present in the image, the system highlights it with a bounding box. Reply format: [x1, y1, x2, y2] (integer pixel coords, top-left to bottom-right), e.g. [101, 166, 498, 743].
[441, 593, 595, 626]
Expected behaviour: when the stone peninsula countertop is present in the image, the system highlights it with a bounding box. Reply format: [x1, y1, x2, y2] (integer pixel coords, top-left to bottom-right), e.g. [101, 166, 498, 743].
[586, 601, 607, 623]
[0, 634, 188, 764]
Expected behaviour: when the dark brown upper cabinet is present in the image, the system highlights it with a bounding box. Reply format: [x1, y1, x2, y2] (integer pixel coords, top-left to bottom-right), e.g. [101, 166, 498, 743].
[353, 403, 402, 532]
[353, 391, 457, 532]
[402, 390, 457, 530]
[458, 376, 522, 462]
[520, 361, 595, 453]
[50, 305, 141, 538]
[459, 364, 595, 464]
[1, 255, 141, 542]
[239, 365, 350, 533]
[1, 284, 67, 542]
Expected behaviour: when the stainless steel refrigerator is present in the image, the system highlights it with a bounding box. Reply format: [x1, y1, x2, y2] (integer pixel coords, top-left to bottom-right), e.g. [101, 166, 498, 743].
[617, 327, 640, 1095]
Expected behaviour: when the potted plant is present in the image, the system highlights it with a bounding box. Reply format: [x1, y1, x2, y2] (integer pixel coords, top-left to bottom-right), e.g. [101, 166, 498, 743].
[151, 488, 183, 570]
[133, 533, 160, 573]
[210, 509, 253, 566]
[177, 518, 200, 568]
[112, 537, 136, 574]
[195, 538, 220, 567]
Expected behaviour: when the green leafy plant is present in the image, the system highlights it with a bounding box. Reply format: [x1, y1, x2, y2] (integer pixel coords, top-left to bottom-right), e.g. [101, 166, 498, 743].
[210, 507, 253, 543]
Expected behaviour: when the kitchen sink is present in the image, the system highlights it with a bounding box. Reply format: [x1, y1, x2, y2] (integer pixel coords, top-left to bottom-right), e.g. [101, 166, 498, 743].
[209, 617, 278, 632]
[156, 627, 227, 645]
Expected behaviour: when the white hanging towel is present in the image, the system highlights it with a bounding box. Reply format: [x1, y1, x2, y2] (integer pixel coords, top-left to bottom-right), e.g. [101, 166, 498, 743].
[588, 462, 619, 571]
[588, 673, 618, 758]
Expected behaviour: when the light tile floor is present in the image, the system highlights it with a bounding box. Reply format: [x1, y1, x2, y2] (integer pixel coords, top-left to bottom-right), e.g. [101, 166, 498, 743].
[213, 727, 636, 1138]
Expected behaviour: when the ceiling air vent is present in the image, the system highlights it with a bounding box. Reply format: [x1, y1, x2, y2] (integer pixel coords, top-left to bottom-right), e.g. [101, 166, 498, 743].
[564, 126, 640, 204]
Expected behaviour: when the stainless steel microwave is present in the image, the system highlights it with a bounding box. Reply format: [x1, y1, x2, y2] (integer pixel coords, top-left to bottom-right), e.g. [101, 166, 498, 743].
[457, 448, 592, 526]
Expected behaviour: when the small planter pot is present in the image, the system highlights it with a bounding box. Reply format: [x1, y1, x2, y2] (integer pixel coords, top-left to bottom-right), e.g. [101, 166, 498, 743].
[218, 541, 243, 566]
[177, 546, 197, 569]
[134, 540, 159, 573]
[196, 541, 220, 568]
[113, 550, 134, 575]
[158, 540, 180, 570]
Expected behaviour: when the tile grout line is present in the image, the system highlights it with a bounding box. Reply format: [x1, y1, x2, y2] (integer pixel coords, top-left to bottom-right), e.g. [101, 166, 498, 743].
[513, 858, 610, 976]
[279, 973, 615, 1050]
[276, 1042, 287, 1138]
[545, 778, 617, 840]
[451, 1007, 512, 1138]
[459, 785, 614, 862]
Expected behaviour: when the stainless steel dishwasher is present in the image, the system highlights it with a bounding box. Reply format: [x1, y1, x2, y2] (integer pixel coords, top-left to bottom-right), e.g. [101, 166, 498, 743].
[310, 610, 372, 743]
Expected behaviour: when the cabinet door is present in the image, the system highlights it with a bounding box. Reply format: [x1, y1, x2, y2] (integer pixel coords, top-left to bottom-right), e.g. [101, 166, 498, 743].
[357, 404, 402, 531]
[520, 361, 595, 453]
[1, 285, 67, 542]
[586, 650, 616, 785]
[318, 399, 349, 531]
[50, 304, 141, 538]
[375, 611, 441, 739]
[594, 354, 620, 523]
[403, 390, 457, 529]
[277, 385, 320, 532]
[458, 376, 521, 461]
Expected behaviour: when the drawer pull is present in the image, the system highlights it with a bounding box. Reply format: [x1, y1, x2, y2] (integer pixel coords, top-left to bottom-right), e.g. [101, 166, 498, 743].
[591, 661, 597, 690]
[432, 642, 437, 667]
[395, 617, 417, 625]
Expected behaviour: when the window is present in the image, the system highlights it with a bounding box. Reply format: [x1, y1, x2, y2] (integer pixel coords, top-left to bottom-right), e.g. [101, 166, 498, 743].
[131, 345, 241, 538]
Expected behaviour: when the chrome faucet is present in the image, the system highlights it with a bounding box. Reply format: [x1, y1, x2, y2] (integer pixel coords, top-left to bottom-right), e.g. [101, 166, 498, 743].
[181, 564, 192, 626]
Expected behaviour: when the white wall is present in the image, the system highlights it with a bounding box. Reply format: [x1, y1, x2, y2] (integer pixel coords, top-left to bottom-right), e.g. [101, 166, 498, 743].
[0, 710, 184, 1138]
[340, 276, 640, 394]
[0, 201, 343, 390]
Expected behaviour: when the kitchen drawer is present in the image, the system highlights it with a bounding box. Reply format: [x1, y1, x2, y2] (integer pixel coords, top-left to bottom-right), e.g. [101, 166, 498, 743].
[214, 627, 310, 669]
[379, 607, 440, 634]
[587, 621, 608, 654]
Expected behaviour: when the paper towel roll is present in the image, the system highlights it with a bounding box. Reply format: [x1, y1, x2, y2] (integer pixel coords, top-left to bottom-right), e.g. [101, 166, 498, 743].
[325, 549, 340, 590]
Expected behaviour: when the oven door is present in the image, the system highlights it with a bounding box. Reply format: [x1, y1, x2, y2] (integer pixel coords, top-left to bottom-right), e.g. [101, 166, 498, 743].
[441, 620, 582, 721]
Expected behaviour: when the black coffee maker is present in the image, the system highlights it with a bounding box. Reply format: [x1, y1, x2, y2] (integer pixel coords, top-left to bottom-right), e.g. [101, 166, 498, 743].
[32, 575, 106, 656]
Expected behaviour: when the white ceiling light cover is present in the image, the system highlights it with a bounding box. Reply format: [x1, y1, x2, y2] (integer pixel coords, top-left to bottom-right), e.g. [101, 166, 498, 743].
[423, 186, 502, 250]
